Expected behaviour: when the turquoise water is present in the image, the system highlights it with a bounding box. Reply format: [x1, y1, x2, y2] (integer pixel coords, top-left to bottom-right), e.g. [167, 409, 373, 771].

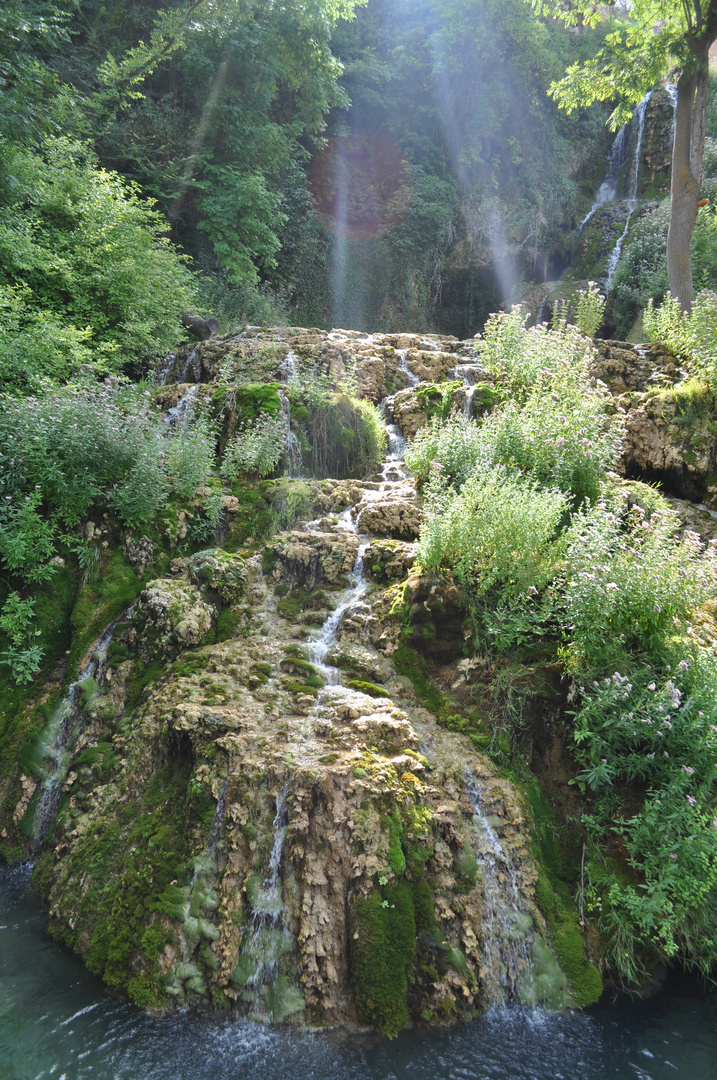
[2, 863, 716, 1080]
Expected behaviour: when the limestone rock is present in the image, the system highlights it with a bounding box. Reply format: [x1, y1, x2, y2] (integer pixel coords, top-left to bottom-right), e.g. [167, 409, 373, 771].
[392, 388, 427, 438]
[357, 499, 423, 541]
[363, 539, 417, 581]
[131, 578, 216, 661]
[264, 530, 360, 589]
[188, 549, 247, 604]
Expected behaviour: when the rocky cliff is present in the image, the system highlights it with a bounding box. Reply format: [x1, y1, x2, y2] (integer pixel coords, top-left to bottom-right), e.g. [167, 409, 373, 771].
[3, 322, 714, 1035]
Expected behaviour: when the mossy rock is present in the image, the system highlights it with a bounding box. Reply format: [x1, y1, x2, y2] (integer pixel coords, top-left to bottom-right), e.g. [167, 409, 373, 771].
[534, 872, 603, 1008]
[188, 549, 247, 604]
[345, 680, 389, 698]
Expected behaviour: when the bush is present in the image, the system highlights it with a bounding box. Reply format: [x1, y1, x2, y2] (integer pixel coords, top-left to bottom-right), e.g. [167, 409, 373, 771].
[0, 380, 173, 581]
[644, 289, 717, 394]
[165, 411, 217, 499]
[561, 499, 717, 674]
[220, 412, 286, 479]
[0, 592, 43, 684]
[418, 468, 566, 647]
[404, 414, 486, 490]
[573, 657, 717, 982]
[475, 307, 595, 401]
[0, 137, 196, 389]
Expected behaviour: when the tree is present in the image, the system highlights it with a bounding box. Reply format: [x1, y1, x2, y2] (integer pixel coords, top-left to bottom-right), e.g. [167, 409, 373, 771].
[531, 0, 717, 310]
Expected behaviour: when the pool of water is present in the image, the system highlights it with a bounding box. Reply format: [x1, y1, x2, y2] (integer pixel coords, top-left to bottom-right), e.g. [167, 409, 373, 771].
[2, 863, 716, 1080]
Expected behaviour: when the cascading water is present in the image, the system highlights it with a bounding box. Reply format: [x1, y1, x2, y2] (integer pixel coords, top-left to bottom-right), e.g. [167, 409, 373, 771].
[306, 540, 371, 684]
[279, 391, 304, 478]
[603, 91, 653, 292]
[397, 348, 419, 388]
[578, 125, 628, 234]
[165, 384, 199, 429]
[231, 783, 304, 1022]
[464, 775, 534, 1002]
[28, 617, 124, 851]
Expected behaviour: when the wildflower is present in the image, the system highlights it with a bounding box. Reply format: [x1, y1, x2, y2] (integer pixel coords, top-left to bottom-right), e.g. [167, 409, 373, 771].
[668, 853, 677, 860]
[648, 683, 656, 691]
[686, 795, 697, 806]
[681, 765, 695, 775]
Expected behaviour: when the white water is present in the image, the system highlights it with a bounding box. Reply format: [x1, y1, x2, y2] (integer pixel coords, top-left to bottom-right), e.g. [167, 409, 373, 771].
[165, 385, 199, 429]
[578, 124, 628, 233]
[602, 91, 653, 292]
[306, 540, 371, 684]
[397, 348, 419, 387]
[279, 391, 304, 478]
[30, 617, 124, 850]
[464, 774, 534, 1004]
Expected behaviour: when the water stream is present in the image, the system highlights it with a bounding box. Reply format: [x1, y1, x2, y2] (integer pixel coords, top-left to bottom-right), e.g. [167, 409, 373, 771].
[27, 616, 124, 851]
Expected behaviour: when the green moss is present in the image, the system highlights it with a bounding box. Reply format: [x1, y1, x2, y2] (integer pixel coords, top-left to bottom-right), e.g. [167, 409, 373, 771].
[214, 607, 241, 642]
[393, 642, 448, 717]
[454, 843, 479, 893]
[386, 814, 406, 876]
[67, 548, 147, 681]
[349, 882, 416, 1037]
[534, 871, 603, 1008]
[345, 680, 390, 698]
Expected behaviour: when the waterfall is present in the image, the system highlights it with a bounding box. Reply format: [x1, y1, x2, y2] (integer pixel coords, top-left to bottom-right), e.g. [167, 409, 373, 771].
[306, 539, 371, 684]
[278, 349, 301, 383]
[628, 91, 652, 201]
[28, 617, 124, 851]
[279, 391, 304, 478]
[578, 124, 628, 233]
[594, 91, 652, 292]
[464, 775, 536, 1004]
[231, 783, 304, 1022]
[165, 384, 199, 429]
[397, 348, 419, 388]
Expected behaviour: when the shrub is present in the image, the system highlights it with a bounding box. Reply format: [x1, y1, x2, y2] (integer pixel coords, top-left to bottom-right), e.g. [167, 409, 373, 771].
[475, 307, 595, 402]
[165, 411, 217, 499]
[476, 381, 618, 507]
[644, 289, 717, 394]
[0, 380, 173, 581]
[220, 411, 286, 479]
[561, 499, 717, 674]
[0, 137, 196, 385]
[418, 468, 566, 647]
[404, 414, 487, 490]
[0, 592, 43, 683]
[573, 657, 717, 982]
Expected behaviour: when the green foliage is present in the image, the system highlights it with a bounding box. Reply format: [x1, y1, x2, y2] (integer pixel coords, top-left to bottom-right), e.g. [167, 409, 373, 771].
[0, 138, 195, 388]
[165, 412, 217, 499]
[534, 873, 602, 1006]
[569, 281, 606, 338]
[303, 393, 386, 480]
[0, 593, 44, 684]
[405, 414, 486, 491]
[418, 468, 566, 612]
[573, 656, 717, 982]
[220, 412, 287, 479]
[644, 289, 717, 395]
[560, 498, 717, 674]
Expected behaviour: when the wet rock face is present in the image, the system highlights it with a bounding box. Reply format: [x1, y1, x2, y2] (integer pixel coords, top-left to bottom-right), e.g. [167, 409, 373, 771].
[263, 531, 361, 590]
[620, 387, 717, 505]
[404, 574, 467, 662]
[357, 498, 423, 541]
[591, 340, 683, 395]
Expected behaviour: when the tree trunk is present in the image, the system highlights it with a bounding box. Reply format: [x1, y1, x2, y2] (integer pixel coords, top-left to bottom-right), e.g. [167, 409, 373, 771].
[667, 70, 700, 311]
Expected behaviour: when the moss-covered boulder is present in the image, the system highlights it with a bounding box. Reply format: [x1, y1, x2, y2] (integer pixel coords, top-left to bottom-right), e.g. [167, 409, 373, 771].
[131, 578, 216, 662]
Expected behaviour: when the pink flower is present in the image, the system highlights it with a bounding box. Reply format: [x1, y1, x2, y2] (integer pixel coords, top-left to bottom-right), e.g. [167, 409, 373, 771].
[669, 853, 677, 860]
[686, 795, 697, 806]
[682, 765, 695, 775]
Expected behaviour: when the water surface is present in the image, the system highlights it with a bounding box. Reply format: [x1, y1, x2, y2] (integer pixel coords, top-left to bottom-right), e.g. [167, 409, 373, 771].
[2, 864, 716, 1080]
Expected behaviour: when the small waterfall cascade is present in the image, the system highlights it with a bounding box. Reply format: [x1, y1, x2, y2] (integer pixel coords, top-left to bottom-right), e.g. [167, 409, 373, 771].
[165, 384, 199, 429]
[448, 361, 487, 419]
[464, 774, 535, 1005]
[278, 391, 304, 478]
[603, 91, 654, 291]
[278, 349, 301, 383]
[397, 348, 419, 387]
[158, 346, 200, 386]
[307, 539, 371, 685]
[231, 783, 304, 1022]
[578, 125, 628, 233]
[29, 618, 123, 851]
